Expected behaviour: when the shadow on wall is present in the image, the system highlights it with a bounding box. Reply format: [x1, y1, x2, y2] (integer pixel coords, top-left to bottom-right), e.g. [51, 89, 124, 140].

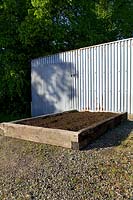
[31, 57, 77, 116]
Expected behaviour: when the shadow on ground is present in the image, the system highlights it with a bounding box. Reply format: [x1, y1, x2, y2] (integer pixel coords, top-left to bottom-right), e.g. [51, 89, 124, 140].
[85, 120, 133, 150]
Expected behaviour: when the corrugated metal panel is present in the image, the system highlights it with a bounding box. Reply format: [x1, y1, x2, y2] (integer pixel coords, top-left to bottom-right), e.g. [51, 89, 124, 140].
[31, 38, 133, 116]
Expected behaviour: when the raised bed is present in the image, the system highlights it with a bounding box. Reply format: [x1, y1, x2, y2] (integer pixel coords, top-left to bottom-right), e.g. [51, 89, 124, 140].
[0, 110, 127, 150]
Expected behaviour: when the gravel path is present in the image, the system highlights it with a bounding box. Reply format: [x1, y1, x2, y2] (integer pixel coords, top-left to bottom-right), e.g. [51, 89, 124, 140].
[0, 120, 133, 200]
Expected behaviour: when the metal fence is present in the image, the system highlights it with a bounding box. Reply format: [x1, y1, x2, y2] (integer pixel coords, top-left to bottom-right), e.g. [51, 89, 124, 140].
[31, 38, 133, 116]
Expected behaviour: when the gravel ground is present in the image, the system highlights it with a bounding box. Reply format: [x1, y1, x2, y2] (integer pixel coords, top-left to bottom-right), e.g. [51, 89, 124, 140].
[0, 120, 133, 200]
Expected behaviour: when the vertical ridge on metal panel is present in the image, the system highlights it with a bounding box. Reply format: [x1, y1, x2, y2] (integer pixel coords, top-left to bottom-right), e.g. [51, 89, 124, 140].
[84, 49, 86, 110]
[103, 45, 106, 111]
[75, 50, 78, 110]
[96, 46, 99, 111]
[118, 41, 121, 112]
[100, 45, 103, 111]
[78, 50, 81, 111]
[121, 41, 124, 112]
[94, 47, 97, 111]
[114, 42, 117, 112]
[88, 48, 91, 110]
[131, 39, 133, 115]
[109, 43, 111, 111]
[124, 40, 128, 112]
[112, 43, 115, 112]
[91, 47, 94, 111]
[128, 40, 131, 114]
[80, 50, 83, 110]
[105, 44, 108, 111]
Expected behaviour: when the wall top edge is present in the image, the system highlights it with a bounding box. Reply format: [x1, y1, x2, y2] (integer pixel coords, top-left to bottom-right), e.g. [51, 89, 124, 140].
[31, 37, 133, 63]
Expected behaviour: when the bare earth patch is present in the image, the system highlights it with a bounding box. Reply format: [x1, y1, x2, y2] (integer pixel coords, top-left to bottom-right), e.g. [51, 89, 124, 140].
[0, 120, 132, 200]
[18, 111, 118, 131]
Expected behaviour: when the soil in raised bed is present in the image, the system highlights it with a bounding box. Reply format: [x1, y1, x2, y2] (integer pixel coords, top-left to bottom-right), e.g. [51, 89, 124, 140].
[18, 111, 118, 131]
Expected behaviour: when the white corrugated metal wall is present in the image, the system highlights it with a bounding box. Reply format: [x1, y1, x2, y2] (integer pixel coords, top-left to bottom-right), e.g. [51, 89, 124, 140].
[31, 38, 133, 116]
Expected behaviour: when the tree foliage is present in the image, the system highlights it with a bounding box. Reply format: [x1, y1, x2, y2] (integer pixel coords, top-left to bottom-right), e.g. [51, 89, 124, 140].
[0, 0, 133, 116]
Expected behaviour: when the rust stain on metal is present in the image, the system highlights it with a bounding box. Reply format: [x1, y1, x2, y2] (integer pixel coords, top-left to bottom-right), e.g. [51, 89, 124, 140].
[101, 95, 104, 111]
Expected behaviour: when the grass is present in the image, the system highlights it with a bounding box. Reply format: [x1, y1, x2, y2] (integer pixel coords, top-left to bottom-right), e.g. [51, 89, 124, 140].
[117, 132, 133, 150]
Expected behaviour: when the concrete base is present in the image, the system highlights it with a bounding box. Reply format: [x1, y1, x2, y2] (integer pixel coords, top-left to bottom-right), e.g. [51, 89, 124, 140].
[0, 112, 127, 150]
[128, 114, 133, 120]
